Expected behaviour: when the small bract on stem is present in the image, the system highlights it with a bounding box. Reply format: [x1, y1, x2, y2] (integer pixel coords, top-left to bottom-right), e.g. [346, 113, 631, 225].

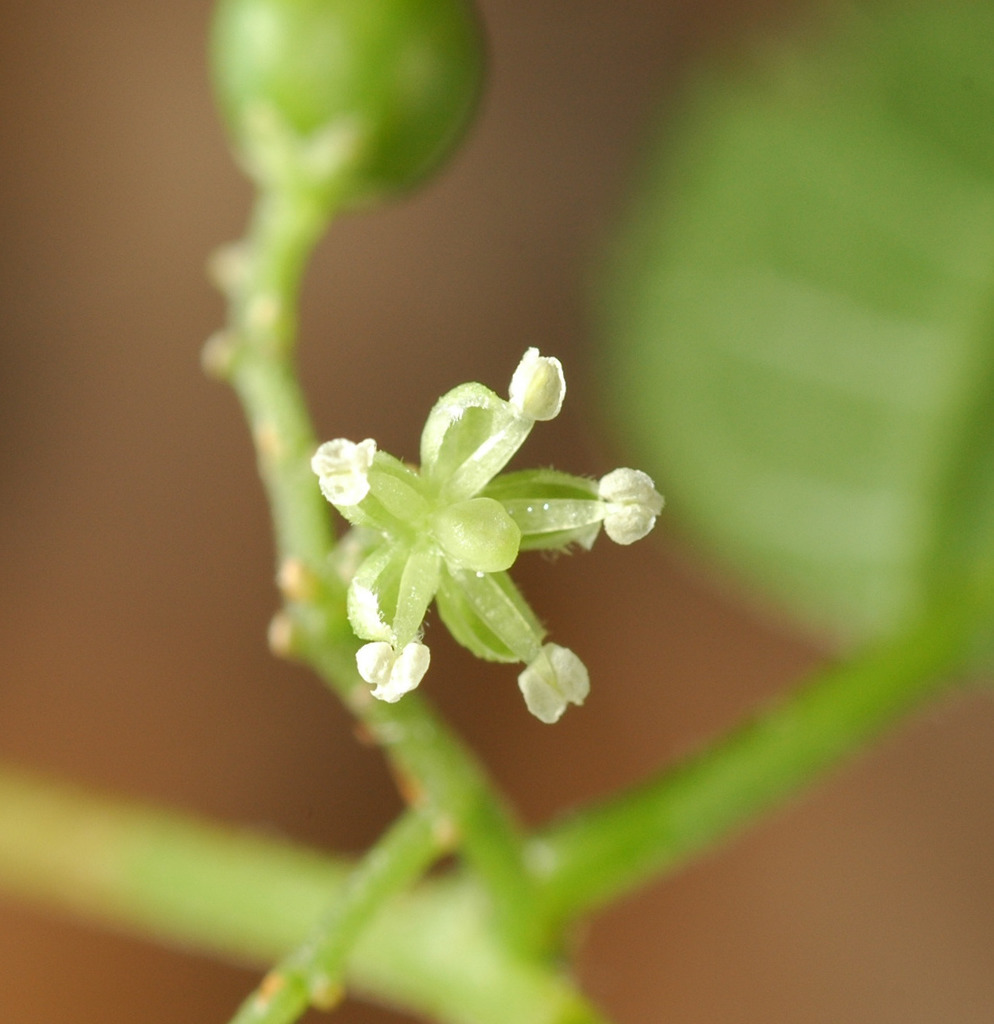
[312, 348, 664, 723]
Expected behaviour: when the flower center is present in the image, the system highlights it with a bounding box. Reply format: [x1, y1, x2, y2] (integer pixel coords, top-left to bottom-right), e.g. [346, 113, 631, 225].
[432, 497, 521, 573]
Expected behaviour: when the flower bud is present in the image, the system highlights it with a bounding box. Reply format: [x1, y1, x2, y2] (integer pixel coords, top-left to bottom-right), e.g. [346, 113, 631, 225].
[211, 0, 485, 208]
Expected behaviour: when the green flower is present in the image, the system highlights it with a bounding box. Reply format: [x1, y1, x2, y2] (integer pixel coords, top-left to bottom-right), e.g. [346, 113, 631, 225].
[312, 349, 663, 722]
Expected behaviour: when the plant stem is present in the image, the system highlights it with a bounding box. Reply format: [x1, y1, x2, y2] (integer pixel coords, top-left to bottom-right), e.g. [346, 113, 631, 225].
[0, 766, 609, 1024]
[210, 186, 540, 950]
[530, 580, 994, 927]
[228, 808, 443, 1024]
[0, 766, 348, 963]
[214, 187, 339, 573]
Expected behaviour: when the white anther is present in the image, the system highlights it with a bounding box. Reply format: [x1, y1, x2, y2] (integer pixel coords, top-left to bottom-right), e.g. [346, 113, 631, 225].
[509, 347, 566, 421]
[356, 641, 431, 703]
[517, 644, 590, 724]
[597, 468, 664, 544]
[312, 438, 377, 506]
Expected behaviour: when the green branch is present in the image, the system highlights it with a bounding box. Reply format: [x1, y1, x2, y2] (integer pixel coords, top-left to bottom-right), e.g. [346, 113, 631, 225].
[0, 767, 608, 1024]
[531, 578, 994, 926]
[228, 808, 443, 1024]
[0, 766, 348, 964]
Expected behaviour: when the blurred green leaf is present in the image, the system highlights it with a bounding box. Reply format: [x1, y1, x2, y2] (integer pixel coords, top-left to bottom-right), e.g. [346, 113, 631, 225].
[601, 0, 994, 645]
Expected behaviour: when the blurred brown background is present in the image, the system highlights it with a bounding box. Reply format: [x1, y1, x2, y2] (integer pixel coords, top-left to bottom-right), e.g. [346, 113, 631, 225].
[2, 1, 993, 1021]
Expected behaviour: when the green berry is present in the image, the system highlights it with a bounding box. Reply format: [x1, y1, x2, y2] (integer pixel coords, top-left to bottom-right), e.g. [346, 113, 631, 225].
[210, 0, 485, 207]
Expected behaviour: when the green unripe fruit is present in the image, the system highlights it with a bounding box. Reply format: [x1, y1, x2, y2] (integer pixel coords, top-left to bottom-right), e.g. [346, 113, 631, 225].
[211, 0, 485, 207]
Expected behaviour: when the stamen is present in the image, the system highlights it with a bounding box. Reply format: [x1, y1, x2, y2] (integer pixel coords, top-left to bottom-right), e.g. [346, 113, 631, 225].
[598, 468, 664, 544]
[509, 347, 566, 421]
[518, 644, 590, 723]
[312, 438, 377, 506]
[356, 642, 431, 702]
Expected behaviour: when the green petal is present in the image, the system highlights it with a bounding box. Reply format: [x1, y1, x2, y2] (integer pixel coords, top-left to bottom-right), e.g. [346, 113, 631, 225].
[348, 543, 404, 642]
[419, 383, 532, 501]
[484, 469, 605, 551]
[392, 542, 442, 650]
[436, 566, 544, 663]
[340, 452, 429, 535]
[368, 451, 430, 528]
[347, 540, 440, 648]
